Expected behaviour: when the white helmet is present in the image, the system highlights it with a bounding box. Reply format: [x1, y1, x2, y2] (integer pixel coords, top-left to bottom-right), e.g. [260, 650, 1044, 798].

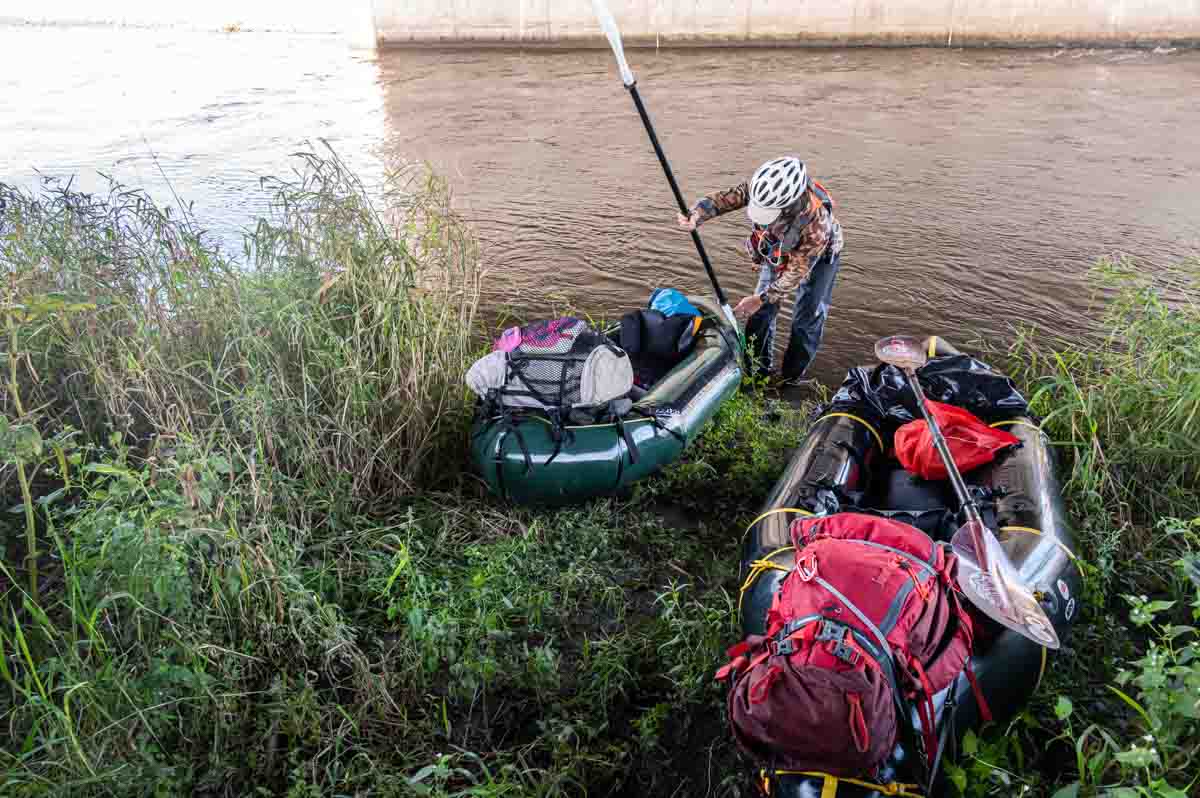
[747, 156, 808, 225]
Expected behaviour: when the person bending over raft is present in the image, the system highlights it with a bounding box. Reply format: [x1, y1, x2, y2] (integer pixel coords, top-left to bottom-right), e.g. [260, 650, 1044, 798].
[677, 156, 843, 384]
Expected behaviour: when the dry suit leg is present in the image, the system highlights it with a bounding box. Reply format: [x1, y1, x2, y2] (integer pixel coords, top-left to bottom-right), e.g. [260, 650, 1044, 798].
[745, 263, 781, 378]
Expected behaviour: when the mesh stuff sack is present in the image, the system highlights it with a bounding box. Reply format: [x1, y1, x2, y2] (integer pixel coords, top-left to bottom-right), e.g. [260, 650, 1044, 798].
[466, 317, 633, 417]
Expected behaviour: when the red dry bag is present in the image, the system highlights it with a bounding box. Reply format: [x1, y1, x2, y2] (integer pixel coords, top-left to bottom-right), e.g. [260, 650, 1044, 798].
[894, 401, 1020, 480]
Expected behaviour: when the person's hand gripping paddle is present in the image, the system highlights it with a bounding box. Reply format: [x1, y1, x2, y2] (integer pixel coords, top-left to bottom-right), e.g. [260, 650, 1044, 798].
[874, 335, 1060, 649]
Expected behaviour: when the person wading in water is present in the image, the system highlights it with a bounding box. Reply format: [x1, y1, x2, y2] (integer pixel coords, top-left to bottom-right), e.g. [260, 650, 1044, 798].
[677, 156, 843, 384]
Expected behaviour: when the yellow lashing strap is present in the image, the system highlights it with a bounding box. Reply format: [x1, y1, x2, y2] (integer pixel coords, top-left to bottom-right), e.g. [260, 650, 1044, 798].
[998, 525, 1079, 561]
[927, 335, 938, 358]
[737, 546, 795, 616]
[769, 771, 924, 797]
[739, 510, 816, 611]
[1036, 645, 1048, 694]
[746, 506, 814, 531]
[739, 547, 796, 593]
[816, 412, 885, 452]
[989, 419, 1044, 435]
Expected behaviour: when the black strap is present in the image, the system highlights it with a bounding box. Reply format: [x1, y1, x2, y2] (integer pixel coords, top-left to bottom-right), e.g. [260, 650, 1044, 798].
[544, 410, 576, 467]
[834, 438, 867, 474]
[495, 429, 509, 499]
[613, 409, 640, 465]
[495, 407, 533, 475]
[927, 675, 959, 795]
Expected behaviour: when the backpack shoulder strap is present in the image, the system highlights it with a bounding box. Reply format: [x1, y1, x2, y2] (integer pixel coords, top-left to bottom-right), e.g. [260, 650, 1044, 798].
[810, 179, 835, 211]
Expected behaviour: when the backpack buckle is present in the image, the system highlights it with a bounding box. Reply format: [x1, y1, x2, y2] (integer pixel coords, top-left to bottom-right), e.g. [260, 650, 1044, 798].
[816, 620, 860, 665]
[831, 640, 861, 665]
[816, 619, 843, 642]
[772, 638, 796, 657]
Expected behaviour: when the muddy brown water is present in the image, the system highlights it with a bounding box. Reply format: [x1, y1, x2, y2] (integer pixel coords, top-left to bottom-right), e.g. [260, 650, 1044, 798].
[4, 26, 1199, 383]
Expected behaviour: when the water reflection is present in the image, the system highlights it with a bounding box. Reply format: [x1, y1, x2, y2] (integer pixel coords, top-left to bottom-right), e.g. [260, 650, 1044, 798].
[0, 24, 385, 254]
[4, 26, 1198, 381]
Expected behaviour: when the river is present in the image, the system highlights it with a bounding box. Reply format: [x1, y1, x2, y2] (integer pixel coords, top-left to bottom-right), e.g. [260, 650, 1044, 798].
[3, 24, 1198, 382]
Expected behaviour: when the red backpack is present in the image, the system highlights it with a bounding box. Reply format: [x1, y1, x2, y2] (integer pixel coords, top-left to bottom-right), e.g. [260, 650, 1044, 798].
[717, 513, 988, 777]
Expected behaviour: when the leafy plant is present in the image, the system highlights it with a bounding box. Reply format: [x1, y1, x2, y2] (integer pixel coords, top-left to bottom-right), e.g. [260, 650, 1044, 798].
[1047, 552, 1200, 797]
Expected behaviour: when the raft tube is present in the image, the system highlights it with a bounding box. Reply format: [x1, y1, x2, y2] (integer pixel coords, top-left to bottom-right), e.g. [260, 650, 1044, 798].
[470, 296, 742, 505]
[737, 337, 1082, 797]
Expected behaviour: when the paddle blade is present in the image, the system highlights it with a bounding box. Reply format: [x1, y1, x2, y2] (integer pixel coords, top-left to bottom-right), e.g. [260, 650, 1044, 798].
[719, 303, 741, 334]
[592, 0, 636, 86]
[952, 519, 1061, 649]
[874, 335, 928, 371]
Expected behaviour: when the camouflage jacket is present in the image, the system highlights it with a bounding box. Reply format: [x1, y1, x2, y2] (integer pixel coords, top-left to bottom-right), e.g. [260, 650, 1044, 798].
[692, 181, 843, 304]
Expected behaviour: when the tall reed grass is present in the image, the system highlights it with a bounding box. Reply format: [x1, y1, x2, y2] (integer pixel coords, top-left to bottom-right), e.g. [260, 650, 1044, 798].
[1008, 257, 1200, 593]
[0, 147, 482, 516]
[0, 149, 493, 796]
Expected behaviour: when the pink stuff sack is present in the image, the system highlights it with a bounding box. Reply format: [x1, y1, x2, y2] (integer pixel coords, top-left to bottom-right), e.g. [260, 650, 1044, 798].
[493, 326, 522, 352]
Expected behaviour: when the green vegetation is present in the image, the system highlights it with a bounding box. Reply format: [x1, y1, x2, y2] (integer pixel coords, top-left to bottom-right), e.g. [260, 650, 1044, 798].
[946, 260, 1200, 797]
[0, 157, 1196, 798]
[970, 259, 1200, 798]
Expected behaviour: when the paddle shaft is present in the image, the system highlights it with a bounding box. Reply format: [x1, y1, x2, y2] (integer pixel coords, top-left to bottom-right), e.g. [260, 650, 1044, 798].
[625, 83, 730, 311]
[904, 367, 987, 530]
[890, 350, 1057, 648]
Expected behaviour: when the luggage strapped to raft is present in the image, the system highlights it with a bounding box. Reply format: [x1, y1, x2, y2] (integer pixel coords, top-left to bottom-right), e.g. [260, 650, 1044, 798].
[758, 769, 923, 797]
[467, 317, 644, 470]
[469, 304, 705, 478]
[722, 513, 993, 792]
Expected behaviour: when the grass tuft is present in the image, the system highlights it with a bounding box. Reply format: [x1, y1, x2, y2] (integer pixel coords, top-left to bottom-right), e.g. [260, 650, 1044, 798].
[2, 156, 1197, 797]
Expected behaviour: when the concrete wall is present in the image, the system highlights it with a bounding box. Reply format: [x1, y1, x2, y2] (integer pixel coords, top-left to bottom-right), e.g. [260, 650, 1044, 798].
[373, 0, 1200, 47]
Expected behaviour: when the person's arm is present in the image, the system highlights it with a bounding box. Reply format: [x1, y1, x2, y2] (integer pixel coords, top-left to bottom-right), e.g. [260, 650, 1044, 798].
[678, 181, 750, 229]
[761, 260, 809, 304]
[759, 210, 834, 302]
[693, 181, 750, 222]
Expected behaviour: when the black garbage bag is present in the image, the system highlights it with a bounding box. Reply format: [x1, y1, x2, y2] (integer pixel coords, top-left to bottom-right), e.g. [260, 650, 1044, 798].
[823, 353, 1030, 443]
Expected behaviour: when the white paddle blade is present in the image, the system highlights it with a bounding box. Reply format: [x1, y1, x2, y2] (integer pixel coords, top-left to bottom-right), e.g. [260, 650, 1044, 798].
[874, 335, 928, 371]
[592, 0, 636, 86]
[720, 303, 741, 333]
[952, 520, 1061, 649]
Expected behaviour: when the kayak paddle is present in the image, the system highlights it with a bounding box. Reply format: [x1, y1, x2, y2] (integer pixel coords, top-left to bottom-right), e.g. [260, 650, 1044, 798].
[590, 0, 742, 341]
[874, 335, 1060, 650]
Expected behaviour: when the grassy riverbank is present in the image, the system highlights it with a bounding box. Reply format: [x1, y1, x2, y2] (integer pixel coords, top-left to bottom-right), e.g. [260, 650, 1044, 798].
[1, 156, 1197, 797]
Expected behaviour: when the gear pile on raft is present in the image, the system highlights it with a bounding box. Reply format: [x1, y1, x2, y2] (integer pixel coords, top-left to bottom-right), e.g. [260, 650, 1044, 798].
[466, 288, 741, 505]
[728, 337, 1080, 797]
[463, 306, 1079, 798]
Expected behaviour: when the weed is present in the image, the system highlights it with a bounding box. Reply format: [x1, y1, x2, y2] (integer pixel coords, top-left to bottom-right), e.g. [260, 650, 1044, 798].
[953, 261, 1200, 798]
[1008, 257, 1200, 593]
[3, 155, 1196, 798]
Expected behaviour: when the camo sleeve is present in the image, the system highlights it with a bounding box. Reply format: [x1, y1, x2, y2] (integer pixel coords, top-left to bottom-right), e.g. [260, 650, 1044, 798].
[762, 263, 808, 305]
[691, 181, 750, 223]
[760, 208, 841, 303]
